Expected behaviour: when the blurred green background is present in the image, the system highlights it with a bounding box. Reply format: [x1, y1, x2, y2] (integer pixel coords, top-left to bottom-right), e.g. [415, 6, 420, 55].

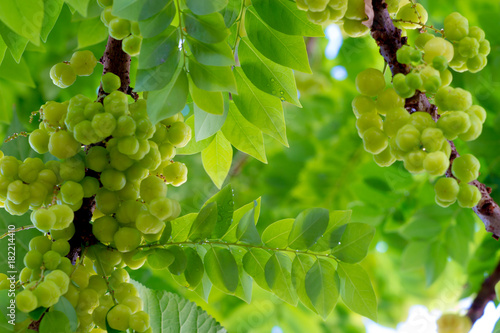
[2, 0, 500, 332]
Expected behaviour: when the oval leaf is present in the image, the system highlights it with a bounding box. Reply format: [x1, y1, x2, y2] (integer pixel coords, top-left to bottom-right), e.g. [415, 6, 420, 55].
[288, 208, 329, 250]
[204, 247, 239, 293]
[261, 218, 294, 248]
[337, 262, 378, 321]
[331, 223, 375, 264]
[305, 258, 340, 319]
[264, 253, 298, 305]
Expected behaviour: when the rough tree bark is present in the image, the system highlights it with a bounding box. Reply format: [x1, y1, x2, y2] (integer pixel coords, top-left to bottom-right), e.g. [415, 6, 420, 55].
[369, 0, 500, 325]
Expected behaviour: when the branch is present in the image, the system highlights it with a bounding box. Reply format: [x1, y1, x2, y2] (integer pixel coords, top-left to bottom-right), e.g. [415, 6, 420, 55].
[466, 259, 500, 324]
[370, 0, 500, 239]
[98, 36, 136, 99]
[66, 38, 132, 264]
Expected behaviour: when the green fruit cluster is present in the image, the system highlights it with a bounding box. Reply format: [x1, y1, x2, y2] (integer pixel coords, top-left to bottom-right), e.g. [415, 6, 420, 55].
[9, 233, 152, 332]
[444, 12, 490, 73]
[353, 68, 485, 208]
[3, 68, 192, 330]
[50, 51, 98, 88]
[100, 3, 143, 56]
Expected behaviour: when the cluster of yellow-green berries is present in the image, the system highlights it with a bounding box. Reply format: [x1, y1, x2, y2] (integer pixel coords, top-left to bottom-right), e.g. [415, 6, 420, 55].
[2, 235, 151, 332]
[50, 50, 98, 89]
[99, 0, 143, 57]
[295, 0, 415, 37]
[353, 67, 485, 208]
[4, 60, 193, 329]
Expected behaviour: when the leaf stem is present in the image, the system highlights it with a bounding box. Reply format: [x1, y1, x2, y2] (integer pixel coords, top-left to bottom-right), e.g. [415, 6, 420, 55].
[0, 225, 35, 239]
[140, 240, 339, 262]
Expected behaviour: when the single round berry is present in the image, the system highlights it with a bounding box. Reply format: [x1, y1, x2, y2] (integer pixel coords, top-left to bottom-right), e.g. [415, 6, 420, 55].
[355, 68, 386, 97]
[50, 63, 77, 88]
[70, 50, 98, 76]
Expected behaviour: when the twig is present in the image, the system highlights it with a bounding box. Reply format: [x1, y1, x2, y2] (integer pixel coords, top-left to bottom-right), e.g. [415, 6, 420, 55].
[466, 259, 500, 323]
[0, 225, 35, 239]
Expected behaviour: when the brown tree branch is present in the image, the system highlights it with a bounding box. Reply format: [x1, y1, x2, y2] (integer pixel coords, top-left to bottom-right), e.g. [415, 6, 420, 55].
[98, 36, 137, 99]
[466, 259, 500, 323]
[370, 0, 500, 239]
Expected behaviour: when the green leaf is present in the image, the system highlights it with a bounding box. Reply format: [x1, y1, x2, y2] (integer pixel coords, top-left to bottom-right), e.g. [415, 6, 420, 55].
[176, 116, 213, 155]
[183, 247, 204, 288]
[265, 253, 298, 305]
[194, 102, 228, 141]
[190, 78, 224, 115]
[135, 50, 180, 91]
[41, 0, 64, 42]
[29, 306, 47, 321]
[188, 57, 237, 94]
[204, 247, 239, 293]
[262, 218, 294, 248]
[400, 206, 450, 240]
[401, 241, 428, 271]
[288, 208, 329, 250]
[138, 1, 176, 38]
[251, 0, 324, 36]
[77, 17, 108, 49]
[245, 7, 311, 73]
[183, 11, 229, 44]
[53, 297, 78, 332]
[188, 202, 218, 241]
[0, 0, 44, 45]
[39, 311, 71, 333]
[0, 22, 29, 63]
[0, 52, 35, 87]
[310, 210, 352, 252]
[233, 67, 287, 146]
[167, 245, 188, 275]
[236, 202, 261, 245]
[337, 262, 378, 321]
[65, 0, 90, 16]
[112, 0, 165, 21]
[147, 248, 175, 269]
[133, 281, 226, 332]
[139, 26, 179, 69]
[201, 132, 232, 189]
[242, 248, 271, 291]
[186, 0, 228, 15]
[221, 197, 261, 242]
[228, 246, 253, 303]
[221, 0, 242, 27]
[147, 68, 188, 124]
[203, 184, 234, 238]
[238, 38, 301, 106]
[445, 224, 469, 267]
[331, 223, 375, 263]
[424, 241, 447, 286]
[0, 36, 6, 66]
[171, 213, 197, 241]
[221, 102, 267, 163]
[305, 258, 340, 319]
[291, 254, 316, 312]
[159, 221, 172, 244]
[186, 36, 235, 67]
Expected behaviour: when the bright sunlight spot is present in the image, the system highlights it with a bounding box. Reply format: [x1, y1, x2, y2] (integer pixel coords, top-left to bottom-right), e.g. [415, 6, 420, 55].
[325, 24, 343, 60]
[330, 65, 348, 81]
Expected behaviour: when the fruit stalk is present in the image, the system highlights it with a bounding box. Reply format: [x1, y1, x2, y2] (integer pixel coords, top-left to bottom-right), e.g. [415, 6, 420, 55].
[369, 0, 500, 238]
